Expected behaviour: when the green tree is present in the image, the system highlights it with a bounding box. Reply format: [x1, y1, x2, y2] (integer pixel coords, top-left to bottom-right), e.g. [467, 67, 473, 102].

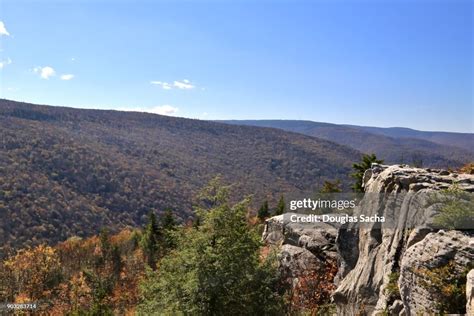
[140, 211, 161, 269]
[351, 154, 383, 192]
[313, 180, 344, 214]
[96, 228, 111, 268]
[110, 245, 122, 281]
[160, 209, 177, 231]
[160, 209, 178, 251]
[258, 200, 270, 220]
[320, 180, 342, 193]
[275, 196, 285, 215]
[138, 182, 283, 315]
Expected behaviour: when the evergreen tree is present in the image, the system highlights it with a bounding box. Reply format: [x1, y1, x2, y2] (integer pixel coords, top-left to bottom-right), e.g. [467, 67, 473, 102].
[320, 180, 342, 193]
[258, 200, 270, 220]
[140, 211, 161, 269]
[161, 209, 177, 231]
[315, 180, 344, 214]
[96, 228, 111, 268]
[139, 182, 283, 315]
[351, 154, 383, 192]
[160, 209, 177, 250]
[110, 245, 122, 281]
[275, 196, 285, 215]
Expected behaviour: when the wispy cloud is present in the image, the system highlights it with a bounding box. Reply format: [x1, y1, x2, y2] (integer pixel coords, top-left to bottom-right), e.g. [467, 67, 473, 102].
[150, 81, 173, 90]
[122, 105, 179, 116]
[0, 21, 10, 36]
[60, 74, 75, 80]
[147, 105, 179, 115]
[173, 79, 194, 89]
[0, 58, 12, 69]
[34, 66, 56, 79]
[150, 79, 195, 90]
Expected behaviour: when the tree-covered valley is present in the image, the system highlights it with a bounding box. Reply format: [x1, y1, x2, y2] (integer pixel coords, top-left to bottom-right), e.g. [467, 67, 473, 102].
[0, 99, 361, 253]
[0, 100, 473, 315]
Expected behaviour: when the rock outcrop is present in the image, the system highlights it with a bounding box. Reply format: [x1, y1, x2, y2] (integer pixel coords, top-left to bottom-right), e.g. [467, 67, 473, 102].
[279, 244, 325, 279]
[263, 164, 474, 315]
[262, 213, 341, 261]
[262, 213, 341, 307]
[333, 164, 474, 315]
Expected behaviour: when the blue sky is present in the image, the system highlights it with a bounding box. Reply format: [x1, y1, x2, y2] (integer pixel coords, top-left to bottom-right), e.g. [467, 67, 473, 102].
[0, 0, 472, 132]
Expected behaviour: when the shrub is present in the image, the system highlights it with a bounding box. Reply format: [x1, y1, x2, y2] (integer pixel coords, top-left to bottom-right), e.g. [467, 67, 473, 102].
[384, 272, 400, 299]
[433, 185, 474, 230]
[418, 261, 471, 314]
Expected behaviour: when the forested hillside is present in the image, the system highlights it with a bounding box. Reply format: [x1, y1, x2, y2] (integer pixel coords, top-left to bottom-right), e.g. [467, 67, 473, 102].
[0, 99, 360, 253]
[221, 120, 473, 167]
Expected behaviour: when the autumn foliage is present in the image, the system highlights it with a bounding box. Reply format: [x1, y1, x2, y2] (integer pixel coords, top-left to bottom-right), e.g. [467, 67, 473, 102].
[0, 229, 145, 314]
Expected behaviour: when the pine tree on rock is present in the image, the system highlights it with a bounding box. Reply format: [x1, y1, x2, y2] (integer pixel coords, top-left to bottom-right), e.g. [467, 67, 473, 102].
[351, 154, 383, 192]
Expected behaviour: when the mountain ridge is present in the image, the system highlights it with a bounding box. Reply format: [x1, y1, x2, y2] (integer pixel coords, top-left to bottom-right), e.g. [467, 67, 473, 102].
[220, 120, 473, 168]
[0, 99, 360, 252]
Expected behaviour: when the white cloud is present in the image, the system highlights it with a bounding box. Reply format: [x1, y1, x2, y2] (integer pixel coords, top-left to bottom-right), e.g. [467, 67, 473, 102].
[122, 105, 179, 116]
[150, 79, 195, 90]
[173, 79, 195, 90]
[60, 74, 75, 80]
[0, 21, 10, 36]
[150, 81, 172, 90]
[0, 58, 12, 69]
[148, 105, 179, 115]
[34, 66, 56, 79]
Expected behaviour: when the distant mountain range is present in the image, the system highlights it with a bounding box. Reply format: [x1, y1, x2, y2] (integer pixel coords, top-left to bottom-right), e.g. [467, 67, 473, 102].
[0, 99, 360, 251]
[220, 120, 473, 168]
[343, 124, 474, 151]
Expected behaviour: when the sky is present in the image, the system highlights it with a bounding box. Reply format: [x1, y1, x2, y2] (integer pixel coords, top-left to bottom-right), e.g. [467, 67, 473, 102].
[0, 0, 472, 132]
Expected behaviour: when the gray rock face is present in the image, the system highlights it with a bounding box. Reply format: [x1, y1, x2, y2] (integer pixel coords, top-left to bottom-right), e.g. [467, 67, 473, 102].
[388, 300, 404, 315]
[279, 244, 324, 279]
[262, 213, 340, 260]
[263, 214, 341, 307]
[262, 165, 474, 315]
[467, 269, 474, 315]
[333, 164, 474, 315]
[399, 230, 473, 314]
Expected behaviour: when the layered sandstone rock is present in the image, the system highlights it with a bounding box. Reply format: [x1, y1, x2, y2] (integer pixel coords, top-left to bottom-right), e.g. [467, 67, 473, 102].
[263, 164, 474, 315]
[333, 164, 473, 315]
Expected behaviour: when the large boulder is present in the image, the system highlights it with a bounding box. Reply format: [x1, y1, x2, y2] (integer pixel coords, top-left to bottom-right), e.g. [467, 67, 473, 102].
[263, 213, 340, 260]
[263, 214, 341, 310]
[399, 230, 473, 314]
[279, 244, 324, 279]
